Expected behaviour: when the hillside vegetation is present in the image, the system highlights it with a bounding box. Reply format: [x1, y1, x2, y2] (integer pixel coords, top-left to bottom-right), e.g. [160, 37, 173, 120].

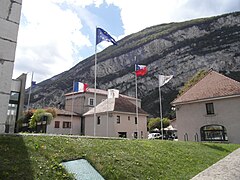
[27, 12, 240, 117]
[0, 134, 239, 179]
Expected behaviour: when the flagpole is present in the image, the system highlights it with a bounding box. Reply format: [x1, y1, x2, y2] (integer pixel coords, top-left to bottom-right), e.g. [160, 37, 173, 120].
[94, 27, 97, 137]
[106, 97, 109, 137]
[70, 81, 75, 135]
[27, 71, 34, 111]
[159, 76, 163, 140]
[135, 62, 139, 139]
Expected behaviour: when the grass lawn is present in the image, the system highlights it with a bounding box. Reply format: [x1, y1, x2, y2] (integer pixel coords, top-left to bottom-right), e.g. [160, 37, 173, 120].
[0, 134, 239, 180]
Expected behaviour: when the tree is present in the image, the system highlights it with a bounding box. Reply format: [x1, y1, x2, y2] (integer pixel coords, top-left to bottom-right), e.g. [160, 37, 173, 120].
[29, 109, 53, 132]
[45, 108, 57, 118]
[17, 110, 34, 132]
[147, 117, 170, 132]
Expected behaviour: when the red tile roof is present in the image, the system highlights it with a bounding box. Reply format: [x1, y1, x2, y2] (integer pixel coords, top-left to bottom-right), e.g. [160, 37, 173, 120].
[84, 96, 147, 116]
[172, 71, 240, 105]
[55, 109, 80, 116]
[114, 96, 147, 114]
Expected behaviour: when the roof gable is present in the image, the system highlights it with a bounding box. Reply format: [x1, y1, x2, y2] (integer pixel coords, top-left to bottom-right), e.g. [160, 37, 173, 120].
[172, 71, 240, 104]
[55, 109, 80, 116]
[83, 96, 147, 116]
[114, 96, 146, 114]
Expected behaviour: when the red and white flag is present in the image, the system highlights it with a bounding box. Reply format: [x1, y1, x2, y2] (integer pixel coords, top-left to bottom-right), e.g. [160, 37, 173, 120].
[135, 64, 147, 77]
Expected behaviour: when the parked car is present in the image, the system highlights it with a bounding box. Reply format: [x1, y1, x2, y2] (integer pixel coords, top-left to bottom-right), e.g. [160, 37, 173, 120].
[148, 133, 161, 139]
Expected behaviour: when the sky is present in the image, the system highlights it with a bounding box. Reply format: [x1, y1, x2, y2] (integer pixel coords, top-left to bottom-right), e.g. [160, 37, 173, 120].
[13, 0, 240, 87]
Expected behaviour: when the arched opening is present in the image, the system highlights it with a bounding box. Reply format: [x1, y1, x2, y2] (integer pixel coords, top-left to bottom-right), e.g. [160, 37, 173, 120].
[200, 125, 228, 141]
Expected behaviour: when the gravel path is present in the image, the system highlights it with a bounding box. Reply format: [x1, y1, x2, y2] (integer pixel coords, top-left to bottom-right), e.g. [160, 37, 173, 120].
[192, 148, 240, 180]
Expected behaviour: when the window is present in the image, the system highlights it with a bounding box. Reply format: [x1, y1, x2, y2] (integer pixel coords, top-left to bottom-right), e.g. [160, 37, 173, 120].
[88, 98, 95, 106]
[134, 132, 138, 139]
[200, 125, 228, 141]
[206, 103, 214, 115]
[117, 116, 120, 124]
[97, 116, 100, 125]
[9, 92, 20, 103]
[63, 122, 71, 128]
[135, 117, 138, 124]
[128, 116, 130, 121]
[118, 132, 127, 138]
[54, 121, 60, 128]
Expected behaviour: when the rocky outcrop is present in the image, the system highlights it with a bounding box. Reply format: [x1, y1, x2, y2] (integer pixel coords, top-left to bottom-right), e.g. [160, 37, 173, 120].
[27, 12, 240, 117]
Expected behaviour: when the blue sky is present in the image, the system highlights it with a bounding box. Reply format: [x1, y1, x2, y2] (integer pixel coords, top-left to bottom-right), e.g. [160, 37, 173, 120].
[13, 0, 240, 87]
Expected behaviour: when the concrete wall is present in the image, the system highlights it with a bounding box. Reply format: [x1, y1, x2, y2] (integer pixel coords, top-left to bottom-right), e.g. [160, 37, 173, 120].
[0, 0, 22, 132]
[176, 96, 240, 144]
[84, 112, 148, 139]
[47, 115, 81, 135]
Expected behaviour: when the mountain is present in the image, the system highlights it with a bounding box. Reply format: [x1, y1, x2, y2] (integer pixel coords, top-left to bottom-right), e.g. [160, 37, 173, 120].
[27, 11, 240, 117]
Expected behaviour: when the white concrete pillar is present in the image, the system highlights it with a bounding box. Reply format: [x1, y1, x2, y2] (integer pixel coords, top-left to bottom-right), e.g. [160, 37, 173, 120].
[0, 0, 22, 133]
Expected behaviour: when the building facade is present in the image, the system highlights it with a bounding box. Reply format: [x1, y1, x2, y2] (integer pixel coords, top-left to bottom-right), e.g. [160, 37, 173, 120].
[47, 89, 147, 138]
[46, 109, 81, 135]
[0, 0, 22, 133]
[65, 88, 141, 115]
[172, 71, 240, 144]
[84, 96, 148, 139]
[6, 73, 26, 133]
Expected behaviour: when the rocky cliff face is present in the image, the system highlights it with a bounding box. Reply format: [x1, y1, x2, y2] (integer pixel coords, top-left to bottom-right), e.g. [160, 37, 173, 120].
[28, 12, 240, 117]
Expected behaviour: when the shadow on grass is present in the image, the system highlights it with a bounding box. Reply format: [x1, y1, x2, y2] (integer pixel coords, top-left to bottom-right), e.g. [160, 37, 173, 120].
[0, 134, 34, 180]
[202, 143, 231, 153]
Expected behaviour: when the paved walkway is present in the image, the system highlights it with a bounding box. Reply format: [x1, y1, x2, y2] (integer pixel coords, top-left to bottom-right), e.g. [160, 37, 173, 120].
[192, 148, 240, 180]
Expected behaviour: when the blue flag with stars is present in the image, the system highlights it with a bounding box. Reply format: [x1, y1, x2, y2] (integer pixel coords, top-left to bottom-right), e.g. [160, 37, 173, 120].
[96, 27, 117, 45]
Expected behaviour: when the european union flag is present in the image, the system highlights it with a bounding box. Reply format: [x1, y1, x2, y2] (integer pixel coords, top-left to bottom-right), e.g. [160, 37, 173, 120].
[31, 81, 36, 88]
[96, 27, 117, 45]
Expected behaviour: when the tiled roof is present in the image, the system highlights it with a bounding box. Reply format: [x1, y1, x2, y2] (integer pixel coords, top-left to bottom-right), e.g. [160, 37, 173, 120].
[55, 109, 80, 116]
[65, 88, 108, 96]
[172, 71, 240, 105]
[84, 96, 147, 116]
[114, 96, 146, 114]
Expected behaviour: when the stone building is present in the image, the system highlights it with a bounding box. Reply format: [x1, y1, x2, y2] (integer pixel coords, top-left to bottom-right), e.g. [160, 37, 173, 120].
[0, 0, 22, 133]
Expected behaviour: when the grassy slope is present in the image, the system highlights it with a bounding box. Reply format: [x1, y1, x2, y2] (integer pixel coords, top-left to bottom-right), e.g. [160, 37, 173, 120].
[0, 135, 239, 180]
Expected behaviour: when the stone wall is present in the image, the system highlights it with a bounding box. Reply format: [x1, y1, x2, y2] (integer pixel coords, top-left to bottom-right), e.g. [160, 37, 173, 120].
[0, 0, 22, 133]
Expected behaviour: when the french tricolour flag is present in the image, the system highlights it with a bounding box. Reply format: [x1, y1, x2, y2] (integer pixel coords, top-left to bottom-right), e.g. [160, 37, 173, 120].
[135, 64, 147, 77]
[73, 82, 88, 93]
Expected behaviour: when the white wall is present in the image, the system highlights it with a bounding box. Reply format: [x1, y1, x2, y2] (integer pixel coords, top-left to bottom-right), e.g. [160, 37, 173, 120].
[0, 0, 22, 132]
[47, 115, 81, 135]
[84, 112, 148, 139]
[176, 96, 240, 144]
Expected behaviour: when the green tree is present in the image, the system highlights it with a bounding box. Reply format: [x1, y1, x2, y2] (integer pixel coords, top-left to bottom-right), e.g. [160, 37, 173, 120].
[17, 110, 34, 132]
[148, 117, 170, 132]
[29, 109, 53, 132]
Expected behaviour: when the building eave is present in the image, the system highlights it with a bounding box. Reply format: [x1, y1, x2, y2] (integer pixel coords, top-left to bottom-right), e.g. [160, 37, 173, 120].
[172, 94, 240, 106]
[83, 110, 148, 117]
